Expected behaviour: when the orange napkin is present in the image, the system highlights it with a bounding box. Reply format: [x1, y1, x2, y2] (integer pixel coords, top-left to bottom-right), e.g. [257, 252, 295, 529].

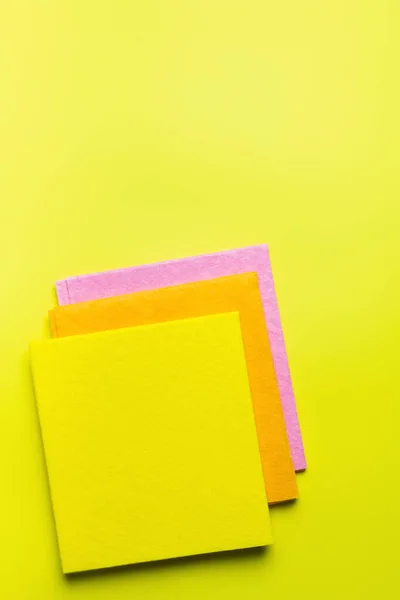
[50, 272, 298, 504]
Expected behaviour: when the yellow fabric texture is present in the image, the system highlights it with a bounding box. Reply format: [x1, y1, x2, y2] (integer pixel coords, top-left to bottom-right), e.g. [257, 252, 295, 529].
[30, 312, 272, 574]
[50, 273, 298, 504]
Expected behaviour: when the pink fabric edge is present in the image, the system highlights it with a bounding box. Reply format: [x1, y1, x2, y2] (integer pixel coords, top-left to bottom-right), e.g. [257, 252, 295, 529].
[55, 280, 70, 305]
[55, 245, 306, 471]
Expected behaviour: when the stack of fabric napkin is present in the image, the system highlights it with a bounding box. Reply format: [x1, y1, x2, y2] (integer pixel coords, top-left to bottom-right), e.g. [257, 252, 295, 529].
[30, 245, 306, 574]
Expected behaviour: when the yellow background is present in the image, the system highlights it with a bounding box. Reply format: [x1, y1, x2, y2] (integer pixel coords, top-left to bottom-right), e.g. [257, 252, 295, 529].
[0, 1, 399, 598]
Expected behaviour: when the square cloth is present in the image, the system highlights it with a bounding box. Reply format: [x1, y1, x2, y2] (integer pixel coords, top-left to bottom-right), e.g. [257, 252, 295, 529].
[50, 273, 298, 504]
[30, 312, 272, 574]
[56, 245, 306, 470]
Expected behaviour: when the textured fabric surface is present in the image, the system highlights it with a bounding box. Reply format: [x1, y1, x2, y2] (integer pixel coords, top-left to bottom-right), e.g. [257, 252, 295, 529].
[56, 245, 306, 470]
[50, 273, 298, 504]
[30, 313, 272, 573]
